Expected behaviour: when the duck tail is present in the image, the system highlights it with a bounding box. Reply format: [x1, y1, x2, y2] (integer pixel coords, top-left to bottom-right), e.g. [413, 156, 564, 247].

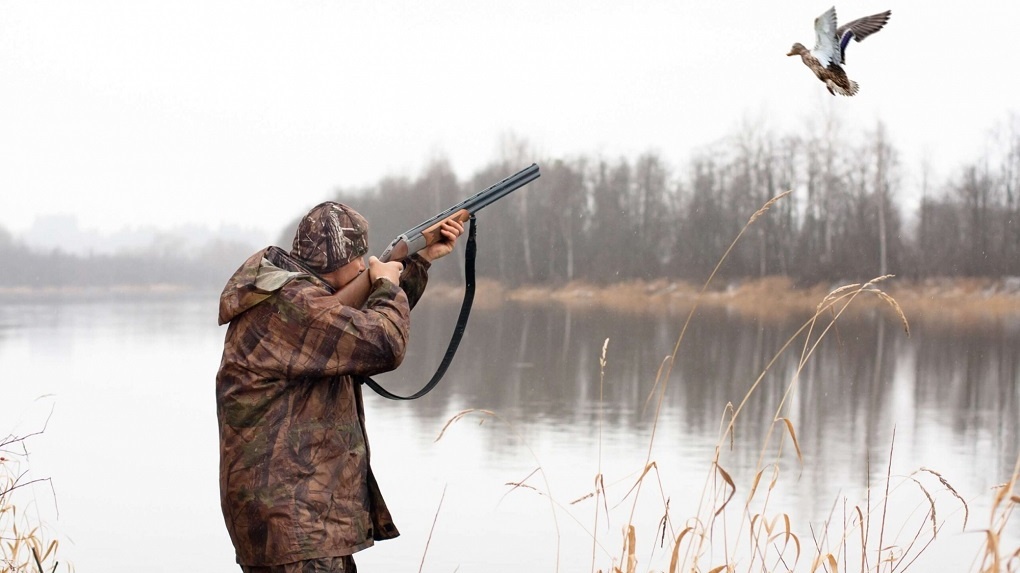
[827, 78, 859, 96]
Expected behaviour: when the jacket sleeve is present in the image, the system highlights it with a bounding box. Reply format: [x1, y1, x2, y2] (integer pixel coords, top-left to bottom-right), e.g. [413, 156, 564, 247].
[399, 254, 431, 309]
[255, 277, 413, 379]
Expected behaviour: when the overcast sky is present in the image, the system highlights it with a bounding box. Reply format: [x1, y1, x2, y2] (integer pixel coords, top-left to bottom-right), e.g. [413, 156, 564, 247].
[2, 1, 1017, 240]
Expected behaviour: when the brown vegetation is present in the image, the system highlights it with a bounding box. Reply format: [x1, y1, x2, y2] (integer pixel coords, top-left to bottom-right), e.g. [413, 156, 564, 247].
[1, 429, 70, 573]
[429, 188, 1020, 572]
[433, 275, 1020, 573]
[428, 275, 1020, 325]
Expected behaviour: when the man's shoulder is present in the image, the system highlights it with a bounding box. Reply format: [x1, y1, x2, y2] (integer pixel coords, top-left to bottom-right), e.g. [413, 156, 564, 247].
[219, 246, 334, 326]
[263, 246, 303, 273]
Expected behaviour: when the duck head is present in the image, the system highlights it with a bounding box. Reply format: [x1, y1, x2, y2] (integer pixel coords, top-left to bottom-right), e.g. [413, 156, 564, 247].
[787, 43, 808, 57]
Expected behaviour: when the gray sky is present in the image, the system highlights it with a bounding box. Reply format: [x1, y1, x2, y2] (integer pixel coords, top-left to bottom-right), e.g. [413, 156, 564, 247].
[2, 0, 1017, 238]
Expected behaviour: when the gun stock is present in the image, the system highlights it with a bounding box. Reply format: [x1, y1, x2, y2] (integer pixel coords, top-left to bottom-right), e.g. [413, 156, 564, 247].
[333, 164, 540, 308]
[333, 268, 374, 307]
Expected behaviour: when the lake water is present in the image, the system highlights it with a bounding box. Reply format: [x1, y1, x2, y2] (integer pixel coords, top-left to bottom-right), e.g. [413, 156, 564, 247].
[1, 290, 1017, 573]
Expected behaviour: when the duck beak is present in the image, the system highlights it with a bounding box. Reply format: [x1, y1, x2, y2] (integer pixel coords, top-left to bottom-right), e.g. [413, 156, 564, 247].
[786, 50, 796, 57]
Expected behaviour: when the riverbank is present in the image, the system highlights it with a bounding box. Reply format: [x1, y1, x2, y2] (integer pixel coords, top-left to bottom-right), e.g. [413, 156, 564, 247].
[429, 276, 1020, 325]
[4, 276, 1019, 325]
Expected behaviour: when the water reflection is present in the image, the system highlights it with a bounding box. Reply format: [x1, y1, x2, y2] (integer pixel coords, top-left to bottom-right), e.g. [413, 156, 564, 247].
[379, 301, 1018, 477]
[369, 296, 1019, 568]
[0, 293, 1016, 572]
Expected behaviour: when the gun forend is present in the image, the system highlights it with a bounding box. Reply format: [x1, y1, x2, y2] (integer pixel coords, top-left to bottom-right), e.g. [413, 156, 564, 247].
[333, 163, 541, 308]
[379, 209, 472, 263]
[379, 163, 539, 262]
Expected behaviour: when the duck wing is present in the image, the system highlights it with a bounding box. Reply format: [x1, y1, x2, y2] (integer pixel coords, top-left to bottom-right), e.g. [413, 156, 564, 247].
[836, 10, 891, 63]
[811, 6, 840, 67]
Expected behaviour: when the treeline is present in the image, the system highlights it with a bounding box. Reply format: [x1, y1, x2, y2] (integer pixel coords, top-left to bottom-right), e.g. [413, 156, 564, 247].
[4, 113, 1018, 290]
[290, 115, 1019, 287]
[0, 228, 255, 290]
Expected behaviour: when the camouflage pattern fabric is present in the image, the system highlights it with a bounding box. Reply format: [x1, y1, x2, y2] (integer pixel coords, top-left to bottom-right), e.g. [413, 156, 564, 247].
[291, 202, 370, 274]
[216, 245, 429, 566]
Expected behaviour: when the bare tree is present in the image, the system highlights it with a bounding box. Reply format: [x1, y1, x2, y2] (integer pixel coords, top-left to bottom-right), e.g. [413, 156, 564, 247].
[540, 157, 588, 282]
[497, 134, 537, 281]
[798, 109, 848, 281]
[633, 152, 672, 277]
[588, 157, 634, 283]
[870, 121, 898, 276]
[995, 113, 1020, 275]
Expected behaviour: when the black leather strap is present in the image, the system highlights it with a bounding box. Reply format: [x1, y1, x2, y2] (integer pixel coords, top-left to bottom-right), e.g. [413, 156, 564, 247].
[361, 215, 477, 400]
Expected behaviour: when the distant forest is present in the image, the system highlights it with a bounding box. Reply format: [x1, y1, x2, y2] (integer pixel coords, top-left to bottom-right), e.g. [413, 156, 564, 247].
[3, 112, 1018, 290]
[289, 114, 1020, 287]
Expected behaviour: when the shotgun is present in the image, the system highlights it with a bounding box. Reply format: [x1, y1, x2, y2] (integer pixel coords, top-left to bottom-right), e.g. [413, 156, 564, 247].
[334, 163, 541, 307]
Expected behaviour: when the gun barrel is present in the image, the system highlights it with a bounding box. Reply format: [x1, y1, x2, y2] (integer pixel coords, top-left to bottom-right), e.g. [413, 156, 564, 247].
[403, 163, 540, 238]
[377, 163, 540, 263]
[341, 163, 540, 304]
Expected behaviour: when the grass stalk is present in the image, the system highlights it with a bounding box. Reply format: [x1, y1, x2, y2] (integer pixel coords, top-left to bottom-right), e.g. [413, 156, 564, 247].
[435, 188, 1018, 572]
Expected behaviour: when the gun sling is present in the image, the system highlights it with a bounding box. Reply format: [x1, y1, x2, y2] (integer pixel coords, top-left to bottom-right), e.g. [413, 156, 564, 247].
[359, 214, 478, 400]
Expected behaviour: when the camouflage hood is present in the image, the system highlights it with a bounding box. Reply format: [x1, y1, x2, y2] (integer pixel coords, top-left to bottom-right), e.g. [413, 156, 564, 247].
[218, 246, 320, 326]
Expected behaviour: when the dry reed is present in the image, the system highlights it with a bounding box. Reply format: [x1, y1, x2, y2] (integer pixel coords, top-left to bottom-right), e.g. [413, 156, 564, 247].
[492, 275, 1020, 325]
[429, 189, 1019, 572]
[1, 423, 71, 573]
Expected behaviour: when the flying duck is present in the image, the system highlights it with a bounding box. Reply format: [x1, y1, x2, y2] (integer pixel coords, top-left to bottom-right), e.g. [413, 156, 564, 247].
[787, 6, 891, 96]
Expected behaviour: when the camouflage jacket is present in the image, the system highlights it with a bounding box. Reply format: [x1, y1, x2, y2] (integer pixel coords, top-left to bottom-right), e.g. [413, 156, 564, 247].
[215, 246, 429, 566]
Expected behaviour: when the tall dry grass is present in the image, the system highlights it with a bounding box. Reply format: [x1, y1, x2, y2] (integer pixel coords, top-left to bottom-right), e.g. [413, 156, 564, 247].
[436, 190, 1019, 572]
[1, 423, 71, 573]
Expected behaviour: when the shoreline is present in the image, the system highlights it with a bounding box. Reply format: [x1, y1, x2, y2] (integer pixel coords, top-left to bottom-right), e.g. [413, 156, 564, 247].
[3, 276, 1019, 323]
[426, 275, 1020, 324]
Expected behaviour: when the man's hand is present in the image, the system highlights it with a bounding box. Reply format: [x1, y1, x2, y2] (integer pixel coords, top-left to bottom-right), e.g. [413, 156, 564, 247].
[420, 219, 465, 262]
[368, 256, 403, 286]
